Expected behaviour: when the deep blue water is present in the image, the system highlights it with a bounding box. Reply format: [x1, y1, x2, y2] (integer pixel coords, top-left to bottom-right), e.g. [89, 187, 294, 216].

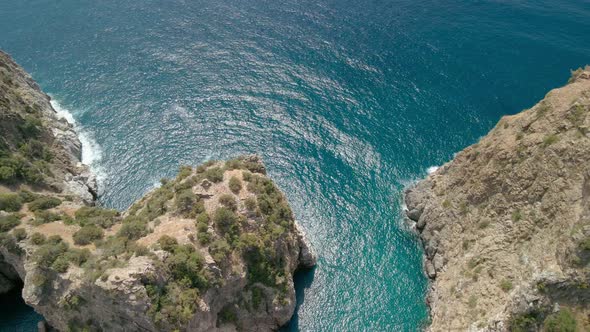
[1, 0, 589, 330]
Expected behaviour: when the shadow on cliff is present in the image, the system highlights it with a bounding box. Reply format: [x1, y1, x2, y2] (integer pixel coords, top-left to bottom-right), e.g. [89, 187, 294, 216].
[280, 266, 316, 331]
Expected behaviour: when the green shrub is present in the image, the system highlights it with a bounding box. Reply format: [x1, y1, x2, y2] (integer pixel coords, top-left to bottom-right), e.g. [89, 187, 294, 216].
[242, 171, 252, 182]
[32, 210, 62, 225]
[0, 166, 16, 182]
[543, 308, 577, 332]
[12, 228, 26, 241]
[73, 225, 104, 245]
[74, 206, 119, 228]
[500, 279, 513, 292]
[0, 193, 23, 212]
[196, 212, 209, 227]
[176, 165, 193, 180]
[228, 176, 242, 194]
[18, 115, 42, 138]
[244, 197, 257, 211]
[33, 240, 69, 269]
[47, 235, 63, 244]
[28, 196, 61, 211]
[218, 194, 237, 211]
[30, 232, 46, 245]
[511, 209, 522, 222]
[65, 248, 91, 266]
[20, 140, 51, 161]
[18, 190, 37, 202]
[509, 311, 542, 332]
[175, 189, 197, 216]
[543, 134, 559, 147]
[251, 286, 264, 309]
[0, 214, 20, 232]
[0, 233, 23, 255]
[218, 306, 237, 324]
[224, 158, 243, 170]
[204, 167, 224, 183]
[213, 207, 238, 235]
[243, 161, 265, 174]
[158, 235, 178, 252]
[210, 239, 231, 263]
[166, 244, 209, 289]
[197, 232, 211, 245]
[117, 216, 149, 240]
[51, 255, 70, 273]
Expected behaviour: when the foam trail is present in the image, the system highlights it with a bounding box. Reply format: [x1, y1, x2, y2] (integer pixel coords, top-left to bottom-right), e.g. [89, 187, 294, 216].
[50, 99, 106, 186]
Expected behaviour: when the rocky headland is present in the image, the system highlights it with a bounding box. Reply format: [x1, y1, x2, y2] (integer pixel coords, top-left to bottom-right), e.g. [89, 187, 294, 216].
[0, 50, 315, 331]
[406, 67, 590, 331]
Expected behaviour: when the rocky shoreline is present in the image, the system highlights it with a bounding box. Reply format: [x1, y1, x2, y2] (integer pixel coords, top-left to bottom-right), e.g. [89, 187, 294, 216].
[405, 67, 590, 331]
[0, 50, 316, 331]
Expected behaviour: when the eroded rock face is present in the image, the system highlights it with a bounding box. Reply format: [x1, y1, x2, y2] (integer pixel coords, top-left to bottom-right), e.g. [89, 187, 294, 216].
[0, 51, 315, 331]
[405, 67, 590, 331]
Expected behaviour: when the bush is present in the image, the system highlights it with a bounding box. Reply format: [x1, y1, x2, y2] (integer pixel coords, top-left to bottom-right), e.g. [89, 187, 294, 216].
[228, 176, 242, 194]
[175, 189, 197, 216]
[12, 228, 26, 241]
[65, 248, 91, 266]
[33, 240, 69, 269]
[18, 115, 42, 138]
[543, 134, 559, 147]
[74, 206, 119, 228]
[73, 225, 104, 245]
[197, 232, 211, 245]
[18, 190, 38, 202]
[210, 239, 231, 263]
[0, 193, 23, 212]
[204, 167, 224, 183]
[117, 216, 149, 240]
[28, 196, 61, 211]
[33, 210, 62, 225]
[0, 166, 16, 183]
[158, 235, 178, 252]
[166, 244, 209, 289]
[511, 209, 522, 222]
[196, 212, 209, 227]
[213, 207, 238, 235]
[0, 214, 21, 232]
[500, 279, 513, 292]
[176, 165, 193, 180]
[543, 308, 577, 332]
[20, 140, 51, 161]
[47, 235, 63, 245]
[0, 233, 23, 255]
[218, 194, 237, 211]
[244, 197, 257, 211]
[30, 232, 46, 245]
[51, 256, 70, 273]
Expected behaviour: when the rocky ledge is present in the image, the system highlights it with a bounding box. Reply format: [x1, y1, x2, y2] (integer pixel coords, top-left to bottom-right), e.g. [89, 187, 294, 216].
[0, 51, 315, 331]
[405, 67, 590, 331]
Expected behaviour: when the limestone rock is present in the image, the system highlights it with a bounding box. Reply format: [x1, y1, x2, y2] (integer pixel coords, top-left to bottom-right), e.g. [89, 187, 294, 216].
[406, 66, 590, 331]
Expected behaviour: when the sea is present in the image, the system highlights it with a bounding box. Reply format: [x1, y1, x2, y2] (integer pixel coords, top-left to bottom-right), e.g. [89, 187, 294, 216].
[0, 0, 589, 330]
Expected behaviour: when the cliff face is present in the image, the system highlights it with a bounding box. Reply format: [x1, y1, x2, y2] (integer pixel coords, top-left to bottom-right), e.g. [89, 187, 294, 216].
[406, 67, 590, 331]
[0, 51, 315, 332]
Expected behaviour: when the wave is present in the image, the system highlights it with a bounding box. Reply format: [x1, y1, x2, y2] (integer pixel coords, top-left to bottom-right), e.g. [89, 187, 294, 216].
[426, 166, 439, 175]
[49, 98, 106, 188]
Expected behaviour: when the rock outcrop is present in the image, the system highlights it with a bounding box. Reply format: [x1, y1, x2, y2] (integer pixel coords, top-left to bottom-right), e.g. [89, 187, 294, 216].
[0, 50, 315, 331]
[405, 67, 590, 331]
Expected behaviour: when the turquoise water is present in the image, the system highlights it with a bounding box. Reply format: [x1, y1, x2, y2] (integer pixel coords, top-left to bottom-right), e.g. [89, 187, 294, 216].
[1, 0, 589, 330]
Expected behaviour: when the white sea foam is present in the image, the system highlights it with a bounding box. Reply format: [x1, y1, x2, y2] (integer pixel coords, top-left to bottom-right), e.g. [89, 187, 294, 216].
[426, 166, 439, 175]
[50, 99, 106, 186]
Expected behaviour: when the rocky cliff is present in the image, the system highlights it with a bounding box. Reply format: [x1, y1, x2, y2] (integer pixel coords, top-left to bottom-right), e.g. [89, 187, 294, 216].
[405, 67, 590, 331]
[0, 51, 315, 331]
